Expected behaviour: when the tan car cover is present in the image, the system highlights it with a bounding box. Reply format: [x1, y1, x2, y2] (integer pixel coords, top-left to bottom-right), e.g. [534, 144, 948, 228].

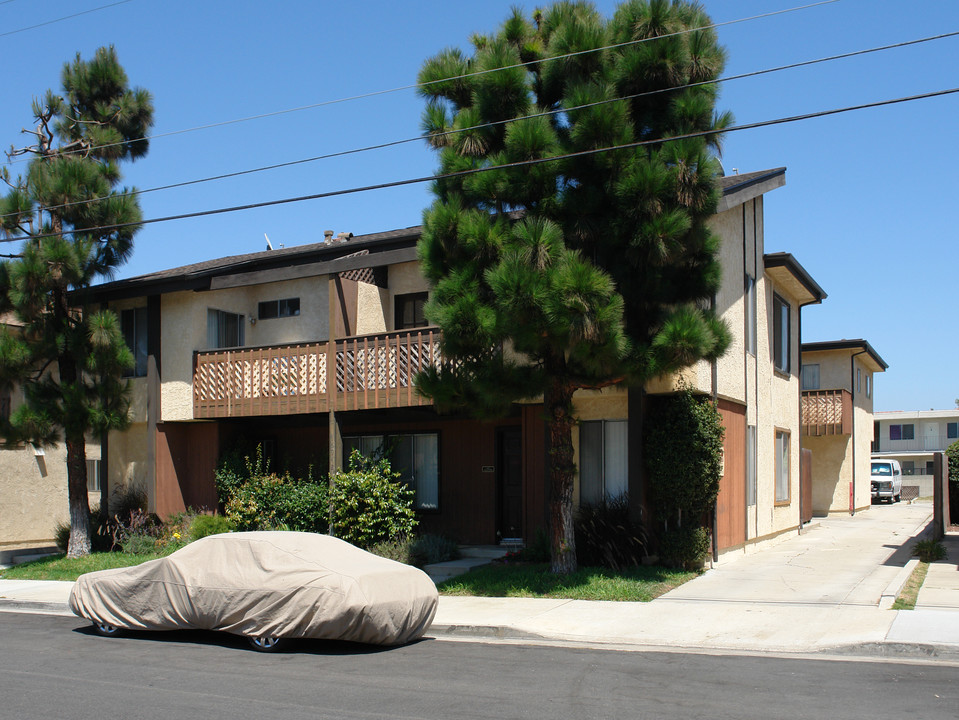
[70, 531, 438, 645]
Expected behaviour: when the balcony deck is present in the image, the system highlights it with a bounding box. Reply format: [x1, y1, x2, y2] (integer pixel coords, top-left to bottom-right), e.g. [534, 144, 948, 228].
[193, 328, 441, 419]
[801, 388, 852, 437]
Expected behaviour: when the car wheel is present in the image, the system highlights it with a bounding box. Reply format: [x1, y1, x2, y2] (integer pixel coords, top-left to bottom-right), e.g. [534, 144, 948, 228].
[248, 635, 286, 652]
[93, 622, 121, 637]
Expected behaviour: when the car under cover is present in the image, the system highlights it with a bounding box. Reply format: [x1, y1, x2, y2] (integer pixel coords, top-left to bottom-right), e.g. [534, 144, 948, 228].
[70, 531, 438, 646]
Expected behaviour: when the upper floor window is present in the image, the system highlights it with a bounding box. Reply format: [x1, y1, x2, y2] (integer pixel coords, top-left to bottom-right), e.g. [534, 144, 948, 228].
[857, 368, 861, 393]
[866, 374, 871, 398]
[395, 293, 428, 330]
[121, 307, 148, 378]
[258, 298, 299, 320]
[773, 295, 790, 374]
[801, 364, 820, 390]
[207, 309, 244, 349]
[744, 274, 757, 356]
[947, 422, 958, 439]
[579, 419, 628, 505]
[889, 424, 914, 441]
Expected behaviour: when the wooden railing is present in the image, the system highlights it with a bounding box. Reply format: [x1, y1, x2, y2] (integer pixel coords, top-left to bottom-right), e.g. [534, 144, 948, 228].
[801, 389, 852, 436]
[193, 329, 441, 418]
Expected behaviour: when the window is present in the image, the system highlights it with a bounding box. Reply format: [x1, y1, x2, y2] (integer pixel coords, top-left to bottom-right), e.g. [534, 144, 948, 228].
[395, 293, 428, 330]
[801, 364, 820, 390]
[121, 307, 148, 377]
[775, 430, 790, 504]
[343, 433, 439, 510]
[857, 368, 861, 394]
[207, 309, 244, 349]
[86, 458, 100, 493]
[773, 295, 790, 374]
[948, 422, 958, 439]
[747, 424, 757, 506]
[579, 420, 628, 505]
[872, 420, 880, 452]
[902, 460, 915, 476]
[258, 298, 299, 320]
[889, 424, 914, 441]
[926, 461, 935, 475]
[744, 275, 757, 356]
[866, 374, 871, 398]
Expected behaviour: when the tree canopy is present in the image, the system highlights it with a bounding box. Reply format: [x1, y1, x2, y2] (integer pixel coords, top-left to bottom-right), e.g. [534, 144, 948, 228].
[0, 46, 153, 557]
[415, 0, 732, 573]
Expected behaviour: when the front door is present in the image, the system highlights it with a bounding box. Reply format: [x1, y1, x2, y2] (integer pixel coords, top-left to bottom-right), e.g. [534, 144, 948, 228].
[497, 427, 523, 542]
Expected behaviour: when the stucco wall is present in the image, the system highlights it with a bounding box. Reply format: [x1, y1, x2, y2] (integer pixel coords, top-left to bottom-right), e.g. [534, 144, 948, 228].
[107, 421, 150, 509]
[158, 278, 331, 422]
[805, 434, 851, 514]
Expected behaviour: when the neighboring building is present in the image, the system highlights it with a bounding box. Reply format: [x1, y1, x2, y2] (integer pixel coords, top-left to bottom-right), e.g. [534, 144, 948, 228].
[799, 340, 888, 515]
[0, 315, 102, 561]
[872, 409, 959, 497]
[84, 167, 826, 556]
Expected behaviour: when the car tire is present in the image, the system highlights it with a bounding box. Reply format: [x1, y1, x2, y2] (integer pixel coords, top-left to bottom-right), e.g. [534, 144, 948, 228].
[93, 622, 121, 637]
[247, 636, 286, 652]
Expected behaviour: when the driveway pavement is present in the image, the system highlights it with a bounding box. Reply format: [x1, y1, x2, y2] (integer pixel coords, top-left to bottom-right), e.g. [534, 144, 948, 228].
[2, 500, 958, 659]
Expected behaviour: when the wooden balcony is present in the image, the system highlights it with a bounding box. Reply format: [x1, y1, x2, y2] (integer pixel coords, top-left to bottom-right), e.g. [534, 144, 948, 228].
[801, 389, 852, 437]
[193, 328, 442, 419]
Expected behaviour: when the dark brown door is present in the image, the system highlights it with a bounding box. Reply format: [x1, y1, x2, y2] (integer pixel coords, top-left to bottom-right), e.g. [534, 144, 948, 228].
[497, 427, 523, 542]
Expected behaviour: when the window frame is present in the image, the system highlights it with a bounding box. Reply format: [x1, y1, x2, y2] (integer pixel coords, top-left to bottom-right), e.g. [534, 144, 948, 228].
[342, 432, 440, 511]
[801, 364, 820, 391]
[86, 458, 101, 493]
[747, 423, 757, 506]
[775, 428, 790, 505]
[772, 294, 791, 375]
[947, 422, 958, 439]
[257, 297, 300, 320]
[578, 419, 628, 505]
[394, 292, 429, 330]
[207, 308, 245, 349]
[121, 306, 148, 378]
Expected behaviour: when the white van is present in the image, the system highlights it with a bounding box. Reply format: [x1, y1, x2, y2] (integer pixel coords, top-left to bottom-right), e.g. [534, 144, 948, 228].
[870, 458, 903, 503]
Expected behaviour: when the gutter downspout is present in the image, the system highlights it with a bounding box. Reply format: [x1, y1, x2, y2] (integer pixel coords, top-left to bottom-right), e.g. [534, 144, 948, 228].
[850, 349, 867, 515]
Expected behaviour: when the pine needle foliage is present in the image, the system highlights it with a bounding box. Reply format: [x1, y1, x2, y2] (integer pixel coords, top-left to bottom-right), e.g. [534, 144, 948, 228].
[0, 47, 153, 558]
[416, 1, 731, 574]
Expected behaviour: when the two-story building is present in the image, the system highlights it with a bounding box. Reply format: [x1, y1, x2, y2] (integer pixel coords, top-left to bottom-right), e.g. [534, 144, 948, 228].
[872, 409, 959, 498]
[77, 166, 826, 556]
[799, 340, 888, 515]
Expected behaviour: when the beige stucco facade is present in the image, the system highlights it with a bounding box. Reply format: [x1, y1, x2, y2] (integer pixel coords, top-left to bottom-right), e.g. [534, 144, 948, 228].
[800, 344, 885, 515]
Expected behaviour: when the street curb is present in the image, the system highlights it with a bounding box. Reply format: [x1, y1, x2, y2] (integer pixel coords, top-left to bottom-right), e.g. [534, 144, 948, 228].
[0, 600, 74, 617]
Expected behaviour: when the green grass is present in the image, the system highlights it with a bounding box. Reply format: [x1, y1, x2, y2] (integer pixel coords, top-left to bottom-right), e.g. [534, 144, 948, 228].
[0, 551, 171, 581]
[438, 562, 699, 602]
[892, 561, 930, 610]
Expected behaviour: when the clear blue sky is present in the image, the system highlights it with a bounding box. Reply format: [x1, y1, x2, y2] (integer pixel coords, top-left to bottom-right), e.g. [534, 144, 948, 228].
[1, 0, 956, 412]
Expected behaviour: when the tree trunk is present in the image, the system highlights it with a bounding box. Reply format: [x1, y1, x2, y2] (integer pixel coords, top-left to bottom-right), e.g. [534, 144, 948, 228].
[544, 377, 576, 574]
[66, 434, 91, 558]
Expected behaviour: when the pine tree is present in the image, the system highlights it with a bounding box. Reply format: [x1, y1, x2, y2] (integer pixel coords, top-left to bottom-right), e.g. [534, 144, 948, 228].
[416, 1, 731, 573]
[0, 46, 153, 557]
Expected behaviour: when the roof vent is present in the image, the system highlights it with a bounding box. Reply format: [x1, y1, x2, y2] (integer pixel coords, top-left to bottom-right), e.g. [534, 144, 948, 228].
[336, 232, 353, 242]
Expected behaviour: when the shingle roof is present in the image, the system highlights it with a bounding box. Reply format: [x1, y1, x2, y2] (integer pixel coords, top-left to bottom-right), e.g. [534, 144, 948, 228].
[89, 168, 788, 301]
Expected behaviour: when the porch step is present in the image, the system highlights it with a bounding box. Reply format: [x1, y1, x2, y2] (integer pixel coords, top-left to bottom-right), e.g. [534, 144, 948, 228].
[458, 545, 512, 560]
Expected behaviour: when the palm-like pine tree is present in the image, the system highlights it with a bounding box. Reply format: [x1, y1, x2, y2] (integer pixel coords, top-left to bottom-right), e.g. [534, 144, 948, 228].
[416, 1, 731, 573]
[0, 46, 153, 557]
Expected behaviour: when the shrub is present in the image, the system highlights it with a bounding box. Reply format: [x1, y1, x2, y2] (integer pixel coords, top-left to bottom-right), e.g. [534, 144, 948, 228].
[913, 539, 947, 563]
[54, 507, 115, 554]
[575, 494, 649, 570]
[329, 451, 417, 548]
[225, 471, 328, 533]
[410, 534, 459, 567]
[368, 536, 413, 564]
[188, 514, 236, 542]
[658, 525, 711, 570]
[108, 482, 147, 519]
[946, 440, 959, 484]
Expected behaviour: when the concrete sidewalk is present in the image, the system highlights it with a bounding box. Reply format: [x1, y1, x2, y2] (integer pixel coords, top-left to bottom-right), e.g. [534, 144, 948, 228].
[2, 501, 958, 660]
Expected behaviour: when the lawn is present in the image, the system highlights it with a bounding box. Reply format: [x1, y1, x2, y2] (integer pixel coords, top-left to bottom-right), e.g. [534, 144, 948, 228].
[438, 562, 699, 602]
[0, 551, 170, 581]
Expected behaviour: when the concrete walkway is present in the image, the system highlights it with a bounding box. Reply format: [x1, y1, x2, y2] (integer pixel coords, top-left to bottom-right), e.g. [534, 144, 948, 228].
[2, 501, 958, 659]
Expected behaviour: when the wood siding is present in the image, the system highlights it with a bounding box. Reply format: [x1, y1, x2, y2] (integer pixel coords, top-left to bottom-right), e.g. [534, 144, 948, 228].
[716, 399, 747, 551]
[155, 422, 220, 518]
[801, 389, 852, 436]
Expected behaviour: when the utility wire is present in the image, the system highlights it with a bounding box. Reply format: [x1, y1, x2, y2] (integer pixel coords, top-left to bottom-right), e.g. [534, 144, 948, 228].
[1, 0, 839, 166]
[0, 0, 134, 39]
[5, 26, 956, 223]
[5, 84, 957, 245]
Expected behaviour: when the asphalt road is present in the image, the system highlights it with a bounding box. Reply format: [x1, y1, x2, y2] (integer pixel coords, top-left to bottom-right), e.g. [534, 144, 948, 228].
[2, 612, 957, 720]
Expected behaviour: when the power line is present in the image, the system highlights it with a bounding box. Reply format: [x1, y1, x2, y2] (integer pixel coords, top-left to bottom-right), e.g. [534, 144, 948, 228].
[5, 84, 957, 245]
[0, 0, 134, 39]
[1, 0, 839, 167]
[6, 26, 956, 223]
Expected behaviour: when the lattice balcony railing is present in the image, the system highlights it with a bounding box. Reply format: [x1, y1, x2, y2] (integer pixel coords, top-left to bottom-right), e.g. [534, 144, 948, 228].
[801, 389, 852, 436]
